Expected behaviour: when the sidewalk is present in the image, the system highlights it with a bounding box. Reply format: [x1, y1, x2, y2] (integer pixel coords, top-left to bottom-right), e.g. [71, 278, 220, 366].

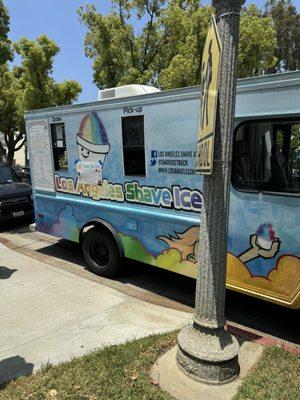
[0, 242, 191, 384]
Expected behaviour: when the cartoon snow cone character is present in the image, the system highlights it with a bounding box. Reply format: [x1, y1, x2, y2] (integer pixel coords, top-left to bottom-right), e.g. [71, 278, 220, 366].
[76, 111, 110, 166]
[76, 112, 110, 185]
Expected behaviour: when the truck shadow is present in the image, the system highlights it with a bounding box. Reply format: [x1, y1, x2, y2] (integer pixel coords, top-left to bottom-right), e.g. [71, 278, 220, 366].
[0, 225, 300, 344]
[37, 238, 196, 304]
[29, 239, 300, 346]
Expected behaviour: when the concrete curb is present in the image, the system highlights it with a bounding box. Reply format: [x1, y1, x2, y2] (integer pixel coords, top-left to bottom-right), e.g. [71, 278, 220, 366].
[226, 323, 300, 355]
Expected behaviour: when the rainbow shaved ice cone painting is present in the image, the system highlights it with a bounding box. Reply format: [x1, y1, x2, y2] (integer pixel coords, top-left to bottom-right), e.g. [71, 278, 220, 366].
[256, 223, 276, 250]
[76, 112, 110, 165]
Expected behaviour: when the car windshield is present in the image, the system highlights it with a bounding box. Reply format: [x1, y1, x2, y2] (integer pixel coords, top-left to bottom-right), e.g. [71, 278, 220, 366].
[0, 166, 19, 184]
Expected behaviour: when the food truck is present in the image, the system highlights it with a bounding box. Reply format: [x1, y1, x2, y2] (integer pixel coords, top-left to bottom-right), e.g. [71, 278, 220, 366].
[25, 71, 300, 309]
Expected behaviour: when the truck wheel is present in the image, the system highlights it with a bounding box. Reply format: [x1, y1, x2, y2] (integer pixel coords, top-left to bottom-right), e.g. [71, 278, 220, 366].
[82, 227, 120, 277]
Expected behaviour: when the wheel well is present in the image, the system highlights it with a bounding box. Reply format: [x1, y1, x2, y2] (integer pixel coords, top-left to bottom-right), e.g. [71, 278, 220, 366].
[79, 219, 124, 258]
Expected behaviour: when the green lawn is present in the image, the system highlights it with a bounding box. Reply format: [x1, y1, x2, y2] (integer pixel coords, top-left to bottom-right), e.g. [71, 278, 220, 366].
[0, 332, 299, 400]
[234, 345, 300, 400]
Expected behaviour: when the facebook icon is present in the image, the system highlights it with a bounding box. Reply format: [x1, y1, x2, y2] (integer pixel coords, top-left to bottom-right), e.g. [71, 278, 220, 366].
[151, 150, 158, 158]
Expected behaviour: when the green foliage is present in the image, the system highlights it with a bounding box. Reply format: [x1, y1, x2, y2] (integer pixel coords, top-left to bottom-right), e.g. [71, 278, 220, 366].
[267, 0, 300, 72]
[235, 345, 300, 400]
[78, 1, 283, 88]
[78, 0, 212, 89]
[0, 65, 24, 163]
[157, 2, 211, 89]
[238, 4, 277, 77]
[0, 34, 82, 164]
[0, 0, 13, 65]
[14, 35, 82, 110]
[0, 1, 14, 160]
[53, 80, 83, 106]
[290, 124, 300, 172]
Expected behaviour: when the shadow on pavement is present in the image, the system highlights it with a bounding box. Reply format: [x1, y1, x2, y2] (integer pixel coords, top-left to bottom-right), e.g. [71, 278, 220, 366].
[34, 239, 300, 345]
[0, 217, 34, 234]
[1, 221, 298, 346]
[0, 266, 17, 279]
[0, 355, 34, 388]
[37, 239, 196, 307]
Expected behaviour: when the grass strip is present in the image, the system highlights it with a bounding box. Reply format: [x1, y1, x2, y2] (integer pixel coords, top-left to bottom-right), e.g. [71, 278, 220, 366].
[234, 345, 300, 400]
[0, 332, 299, 400]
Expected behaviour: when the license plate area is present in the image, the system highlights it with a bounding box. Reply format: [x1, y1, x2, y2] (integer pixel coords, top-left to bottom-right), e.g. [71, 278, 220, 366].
[12, 211, 25, 218]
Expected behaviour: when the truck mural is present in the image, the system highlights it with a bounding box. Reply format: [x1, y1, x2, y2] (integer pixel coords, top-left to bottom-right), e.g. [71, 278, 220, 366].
[26, 71, 300, 309]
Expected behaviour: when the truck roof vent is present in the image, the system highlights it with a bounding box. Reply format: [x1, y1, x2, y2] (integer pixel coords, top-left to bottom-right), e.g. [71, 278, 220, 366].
[98, 84, 160, 101]
[99, 88, 116, 100]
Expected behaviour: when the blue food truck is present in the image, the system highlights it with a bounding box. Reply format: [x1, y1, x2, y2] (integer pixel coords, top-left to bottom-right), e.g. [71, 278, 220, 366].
[25, 71, 300, 309]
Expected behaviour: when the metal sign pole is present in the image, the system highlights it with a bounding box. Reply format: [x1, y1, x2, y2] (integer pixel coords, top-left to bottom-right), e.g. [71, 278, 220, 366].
[177, 0, 245, 384]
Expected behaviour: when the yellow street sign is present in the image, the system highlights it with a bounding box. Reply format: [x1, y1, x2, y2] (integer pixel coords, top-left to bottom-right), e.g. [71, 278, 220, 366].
[195, 16, 221, 174]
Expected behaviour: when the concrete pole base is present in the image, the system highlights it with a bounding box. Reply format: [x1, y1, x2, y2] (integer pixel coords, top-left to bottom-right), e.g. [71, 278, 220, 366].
[177, 324, 240, 384]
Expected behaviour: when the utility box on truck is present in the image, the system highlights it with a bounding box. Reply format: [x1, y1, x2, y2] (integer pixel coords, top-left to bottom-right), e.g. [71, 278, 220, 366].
[26, 72, 300, 309]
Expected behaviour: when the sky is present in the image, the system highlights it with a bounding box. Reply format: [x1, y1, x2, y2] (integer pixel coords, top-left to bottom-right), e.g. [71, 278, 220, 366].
[4, 0, 300, 103]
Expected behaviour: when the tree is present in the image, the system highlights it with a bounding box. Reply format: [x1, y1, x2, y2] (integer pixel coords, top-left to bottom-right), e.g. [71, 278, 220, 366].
[0, 0, 12, 65]
[238, 4, 277, 77]
[0, 0, 13, 160]
[157, 2, 211, 89]
[267, 0, 300, 72]
[79, 1, 280, 89]
[78, 1, 163, 89]
[14, 35, 82, 110]
[78, 0, 211, 90]
[0, 65, 23, 163]
[0, 35, 82, 164]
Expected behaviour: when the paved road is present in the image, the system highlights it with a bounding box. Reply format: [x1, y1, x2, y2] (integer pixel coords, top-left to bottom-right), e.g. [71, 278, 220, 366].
[0, 220, 299, 346]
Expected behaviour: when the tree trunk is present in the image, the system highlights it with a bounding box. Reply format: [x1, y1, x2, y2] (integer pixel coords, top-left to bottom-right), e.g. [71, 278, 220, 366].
[4, 132, 25, 165]
[0, 143, 7, 163]
[6, 145, 15, 165]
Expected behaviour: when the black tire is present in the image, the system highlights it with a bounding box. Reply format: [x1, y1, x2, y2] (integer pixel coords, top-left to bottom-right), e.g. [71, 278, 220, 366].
[82, 227, 120, 277]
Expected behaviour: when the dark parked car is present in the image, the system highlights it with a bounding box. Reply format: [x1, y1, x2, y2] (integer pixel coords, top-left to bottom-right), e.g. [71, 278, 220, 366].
[13, 165, 31, 184]
[0, 163, 34, 224]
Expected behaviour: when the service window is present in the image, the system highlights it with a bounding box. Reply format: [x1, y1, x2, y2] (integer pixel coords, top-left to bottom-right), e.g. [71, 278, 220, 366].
[51, 123, 68, 171]
[232, 120, 300, 194]
[122, 116, 146, 176]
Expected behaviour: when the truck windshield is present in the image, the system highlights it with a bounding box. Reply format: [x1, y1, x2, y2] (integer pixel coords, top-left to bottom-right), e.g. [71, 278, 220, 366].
[0, 166, 19, 184]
